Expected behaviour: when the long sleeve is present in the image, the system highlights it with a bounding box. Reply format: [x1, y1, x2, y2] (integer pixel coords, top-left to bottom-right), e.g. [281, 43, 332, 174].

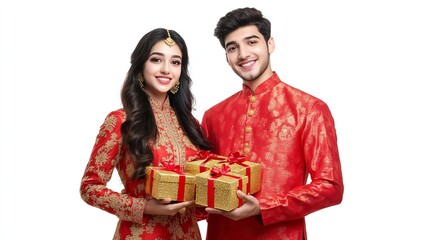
[202, 72, 344, 239]
[80, 110, 146, 224]
[81, 105, 203, 239]
[259, 99, 344, 225]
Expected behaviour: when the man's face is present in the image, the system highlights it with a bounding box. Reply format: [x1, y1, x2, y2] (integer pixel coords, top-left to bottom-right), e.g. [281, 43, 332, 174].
[224, 25, 274, 88]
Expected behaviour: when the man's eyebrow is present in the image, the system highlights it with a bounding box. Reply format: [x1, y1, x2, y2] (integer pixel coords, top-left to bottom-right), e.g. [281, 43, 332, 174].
[225, 41, 236, 49]
[244, 35, 260, 40]
[225, 35, 261, 48]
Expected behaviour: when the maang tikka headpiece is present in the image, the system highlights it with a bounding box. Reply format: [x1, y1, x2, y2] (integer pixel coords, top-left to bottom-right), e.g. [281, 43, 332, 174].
[164, 30, 176, 47]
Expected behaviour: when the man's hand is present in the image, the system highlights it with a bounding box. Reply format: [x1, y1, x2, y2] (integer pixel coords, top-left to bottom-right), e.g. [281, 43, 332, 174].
[205, 190, 260, 221]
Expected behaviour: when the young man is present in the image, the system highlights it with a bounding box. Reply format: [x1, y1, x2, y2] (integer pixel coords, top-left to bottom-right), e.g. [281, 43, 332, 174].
[201, 7, 344, 239]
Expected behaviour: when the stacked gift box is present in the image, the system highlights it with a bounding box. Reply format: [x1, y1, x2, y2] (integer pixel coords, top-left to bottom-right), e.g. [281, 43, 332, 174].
[194, 163, 248, 211]
[145, 161, 196, 201]
[145, 151, 261, 211]
[185, 150, 227, 173]
[212, 151, 261, 195]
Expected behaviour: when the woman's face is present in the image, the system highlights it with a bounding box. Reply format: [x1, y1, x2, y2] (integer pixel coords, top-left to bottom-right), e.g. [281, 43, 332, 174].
[142, 40, 182, 102]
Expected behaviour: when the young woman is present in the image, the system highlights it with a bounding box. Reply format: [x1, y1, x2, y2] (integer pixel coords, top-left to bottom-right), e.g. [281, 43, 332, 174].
[80, 28, 210, 240]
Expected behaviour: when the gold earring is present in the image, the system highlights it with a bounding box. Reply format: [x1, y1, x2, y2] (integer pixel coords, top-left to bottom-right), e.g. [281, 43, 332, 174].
[170, 81, 180, 94]
[137, 73, 144, 90]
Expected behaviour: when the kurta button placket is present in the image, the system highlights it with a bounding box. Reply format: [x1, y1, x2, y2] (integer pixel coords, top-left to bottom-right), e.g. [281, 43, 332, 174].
[243, 95, 256, 156]
[249, 96, 256, 103]
[243, 146, 251, 155]
[245, 126, 252, 133]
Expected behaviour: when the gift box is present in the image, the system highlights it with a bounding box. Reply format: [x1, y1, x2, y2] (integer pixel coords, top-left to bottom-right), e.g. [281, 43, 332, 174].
[215, 152, 261, 194]
[145, 163, 196, 201]
[195, 164, 248, 211]
[185, 150, 227, 174]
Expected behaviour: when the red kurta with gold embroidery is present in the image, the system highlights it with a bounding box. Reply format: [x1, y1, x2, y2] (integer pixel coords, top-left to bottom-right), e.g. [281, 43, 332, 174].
[80, 98, 203, 240]
[201, 72, 344, 240]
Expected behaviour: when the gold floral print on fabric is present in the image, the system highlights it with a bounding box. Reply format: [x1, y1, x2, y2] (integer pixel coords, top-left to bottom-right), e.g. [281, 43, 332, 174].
[81, 109, 202, 239]
[113, 210, 200, 240]
[149, 97, 196, 167]
[201, 72, 343, 239]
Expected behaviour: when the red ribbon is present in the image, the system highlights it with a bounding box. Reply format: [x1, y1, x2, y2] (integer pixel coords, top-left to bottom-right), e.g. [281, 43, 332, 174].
[226, 152, 247, 164]
[189, 150, 227, 172]
[218, 152, 251, 194]
[207, 164, 243, 208]
[210, 164, 230, 176]
[148, 160, 186, 201]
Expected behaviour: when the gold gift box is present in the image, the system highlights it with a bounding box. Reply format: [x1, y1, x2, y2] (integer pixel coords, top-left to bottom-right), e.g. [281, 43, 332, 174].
[195, 170, 248, 212]
[185, 159, 224, 174]
[214, 161, 261, 194]
[145, 166, 196, 201]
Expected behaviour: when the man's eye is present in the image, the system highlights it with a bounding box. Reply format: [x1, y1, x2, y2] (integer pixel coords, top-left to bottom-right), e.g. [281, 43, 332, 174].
[227, 46, 237, 52]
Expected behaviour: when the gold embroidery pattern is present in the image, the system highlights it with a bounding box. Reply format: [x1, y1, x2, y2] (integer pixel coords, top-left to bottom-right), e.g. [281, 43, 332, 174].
[81, 109, 202, 240]
[149, 97, 197, 168]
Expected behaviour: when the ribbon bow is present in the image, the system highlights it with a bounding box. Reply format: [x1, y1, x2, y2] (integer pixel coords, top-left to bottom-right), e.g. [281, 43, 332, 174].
[160, 160, 183, 173]
[210, 164, 231, 178]
[226, 152, 247, 164]
[189, 150, 226, 161]
[189, 150, 227, 172]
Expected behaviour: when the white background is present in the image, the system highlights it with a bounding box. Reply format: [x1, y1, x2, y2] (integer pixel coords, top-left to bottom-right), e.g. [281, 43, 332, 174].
[1, 0, 428, 239]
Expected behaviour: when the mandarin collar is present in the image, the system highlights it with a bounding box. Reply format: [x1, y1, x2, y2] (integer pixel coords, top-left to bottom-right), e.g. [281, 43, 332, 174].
[242, 72, 280, 96]
[149, 95, 171, 111]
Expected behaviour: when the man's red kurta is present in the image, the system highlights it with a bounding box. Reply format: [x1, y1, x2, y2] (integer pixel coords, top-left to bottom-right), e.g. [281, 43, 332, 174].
[201, 72, 344, 240]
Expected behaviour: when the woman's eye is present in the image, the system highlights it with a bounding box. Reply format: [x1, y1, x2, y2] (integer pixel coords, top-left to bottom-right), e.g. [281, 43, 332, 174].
[149, 57, 161, 63]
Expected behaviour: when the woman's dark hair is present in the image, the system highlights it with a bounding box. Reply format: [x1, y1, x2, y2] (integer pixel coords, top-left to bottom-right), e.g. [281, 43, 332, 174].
[120, 28, 210, 179]
[214, 7, 271, 49]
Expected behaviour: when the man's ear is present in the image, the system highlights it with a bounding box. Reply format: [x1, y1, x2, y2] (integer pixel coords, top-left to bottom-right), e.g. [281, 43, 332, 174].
[268, 37, 275, 54]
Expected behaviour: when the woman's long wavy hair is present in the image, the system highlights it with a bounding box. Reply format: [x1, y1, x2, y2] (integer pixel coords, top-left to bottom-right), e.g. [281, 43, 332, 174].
[120, 28, 210, 180]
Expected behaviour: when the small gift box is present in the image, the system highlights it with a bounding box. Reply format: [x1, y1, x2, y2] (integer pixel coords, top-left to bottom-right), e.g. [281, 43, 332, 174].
[145, 161, 196, 201]
[195, 164, 248, 212]
[215, 152, 261, 194]
[185, 150, 227, 174]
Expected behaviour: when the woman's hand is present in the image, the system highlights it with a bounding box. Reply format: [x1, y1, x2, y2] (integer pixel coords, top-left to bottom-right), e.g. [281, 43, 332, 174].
[144, 198, 195, 216]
